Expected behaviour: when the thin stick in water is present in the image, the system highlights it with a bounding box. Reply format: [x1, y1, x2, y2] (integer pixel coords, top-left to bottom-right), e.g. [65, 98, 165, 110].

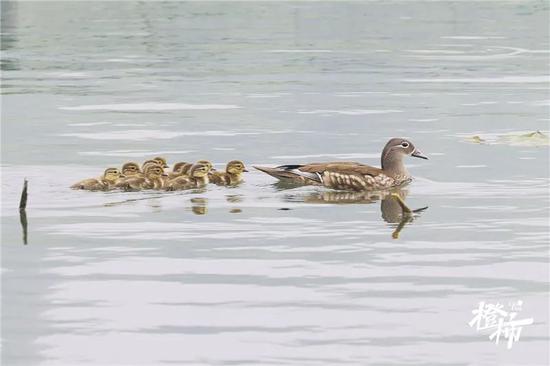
[19, 179, 28, 210]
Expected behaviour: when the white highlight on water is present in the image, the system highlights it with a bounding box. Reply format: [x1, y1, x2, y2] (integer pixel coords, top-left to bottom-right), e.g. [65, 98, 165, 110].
[60, 103, 242, 111]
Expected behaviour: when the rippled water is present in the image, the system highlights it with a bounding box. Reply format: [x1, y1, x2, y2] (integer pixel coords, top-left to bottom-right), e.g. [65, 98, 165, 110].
[1, 1, 549, 365]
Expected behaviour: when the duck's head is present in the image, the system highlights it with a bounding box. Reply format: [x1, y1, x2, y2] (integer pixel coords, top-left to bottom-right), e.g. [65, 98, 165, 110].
[153, 156, 169, 168]
[145, 165, 166, 179]
[190, 163, 211, 178]
[141, 159, 159, 170]
[103, 167, 125, 182]
[197, 160, 214, 171]
[381, 138, 427, 169]
[172, 161, 188, 173]
[121, 162, 141, 176]
[226, 160, 248, 175]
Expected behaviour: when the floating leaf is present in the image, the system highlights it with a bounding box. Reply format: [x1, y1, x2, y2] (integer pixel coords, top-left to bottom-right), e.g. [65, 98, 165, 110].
[463, 131, 549, 147]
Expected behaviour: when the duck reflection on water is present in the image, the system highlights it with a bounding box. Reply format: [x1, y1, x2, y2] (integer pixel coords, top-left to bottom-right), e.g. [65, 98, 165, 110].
[190, 197, 208, 215]
[280, 184, 427, 239]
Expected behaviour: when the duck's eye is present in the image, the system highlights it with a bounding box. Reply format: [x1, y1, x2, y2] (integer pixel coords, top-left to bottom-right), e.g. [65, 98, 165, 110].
[401, 142, 409, 148]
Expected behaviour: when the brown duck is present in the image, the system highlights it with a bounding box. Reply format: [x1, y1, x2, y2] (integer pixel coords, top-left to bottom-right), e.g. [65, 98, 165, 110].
[71, 168, 124, 191]
[209, 160, 248, 186]
[254, 138, 427, 191]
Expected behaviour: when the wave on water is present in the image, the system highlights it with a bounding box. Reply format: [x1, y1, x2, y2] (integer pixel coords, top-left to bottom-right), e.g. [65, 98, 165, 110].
[78, 150, 196, 157]
[440, 35, 506, 40]
[264, 49, 333, 53]
[59, 103, 242, 111]
[298, 109, 402, 115]
[270, 153, 379, 160]
[46, 72, 91, 79]
[59, 129, 308, 141]
[404, 76, 550, 83]
[67, 122, 112, 127]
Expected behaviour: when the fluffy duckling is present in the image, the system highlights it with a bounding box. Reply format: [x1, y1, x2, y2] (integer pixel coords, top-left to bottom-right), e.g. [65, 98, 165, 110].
[121, 162, 141, 177]
[179, 163, 194, 175]
[136, 160, 166, 179]
[141, 159, 160, 171]
[115, 162, 142, 186]
[165, 163, 211, 191]
[71, 168, 124, 191]
[153, 156, 169, 168]
[197, 160, 214, 172]
[115, 165, 167, 191]
[167, 161, 190, 179]
[209, 160, 248, 186]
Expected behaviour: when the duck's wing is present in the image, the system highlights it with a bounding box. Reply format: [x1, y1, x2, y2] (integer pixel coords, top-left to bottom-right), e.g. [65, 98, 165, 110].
[299, 162, 384, 179]
[253, 165, 320, 184]
[254, 161, 382, 185]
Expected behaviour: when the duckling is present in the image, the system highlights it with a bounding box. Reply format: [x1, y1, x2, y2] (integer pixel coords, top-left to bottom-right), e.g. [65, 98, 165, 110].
[115, 165, 167, 191]
[165, 163, 211, 191]
[190, 162, 211, 186]
[135, 160, 165, 179]
[209, 160, 248, 186]
[179, 162, 194, 175]
[71, 168, 124, 191]
[153, 156, 169, 168]
[115, 162, 142, 186]
[197, 160, 214, 172]
[167, 161, 190, 179]
[121, 162, 141, 177]
[141, 159, 160, 171]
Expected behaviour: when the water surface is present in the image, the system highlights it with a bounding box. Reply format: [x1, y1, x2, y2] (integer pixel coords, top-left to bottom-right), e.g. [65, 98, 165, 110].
[1, 1, 549, 365]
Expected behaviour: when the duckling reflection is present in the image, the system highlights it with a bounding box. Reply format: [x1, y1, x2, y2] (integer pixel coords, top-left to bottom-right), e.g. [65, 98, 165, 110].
[190, 197, 208, 215]
[226, 194, 244, 203]
[226, 194, 243, 213]
[285, 188, 427, 239]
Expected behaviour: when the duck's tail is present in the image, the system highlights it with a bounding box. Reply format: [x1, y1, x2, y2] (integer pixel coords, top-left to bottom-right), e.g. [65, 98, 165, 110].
[253, 165, 322, 184]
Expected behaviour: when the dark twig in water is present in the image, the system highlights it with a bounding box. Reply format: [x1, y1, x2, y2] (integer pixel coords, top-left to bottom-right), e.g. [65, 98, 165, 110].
[19, 178, 28, 210]
[20, 209, 28, 245]
[19, 179, 28, 244]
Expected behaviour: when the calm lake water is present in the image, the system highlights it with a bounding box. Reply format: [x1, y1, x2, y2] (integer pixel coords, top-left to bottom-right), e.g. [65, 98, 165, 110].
[1, 1, 549, 365]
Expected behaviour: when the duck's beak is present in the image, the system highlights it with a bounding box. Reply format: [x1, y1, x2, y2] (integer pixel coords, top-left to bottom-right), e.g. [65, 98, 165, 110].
[162, 173, 168, 177]
[411, 149, 428, 160]
[243, 168, 249, 172]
